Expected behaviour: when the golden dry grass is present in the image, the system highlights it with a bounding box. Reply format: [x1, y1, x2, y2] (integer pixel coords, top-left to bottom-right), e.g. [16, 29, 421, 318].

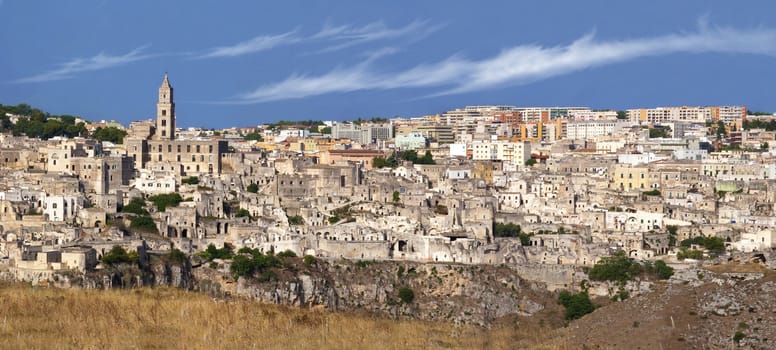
[0, 284, 567, 350]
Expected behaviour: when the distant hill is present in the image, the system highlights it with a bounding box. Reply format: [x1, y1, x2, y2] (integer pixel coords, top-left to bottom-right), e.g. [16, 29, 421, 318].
[0, 103, 88, 140]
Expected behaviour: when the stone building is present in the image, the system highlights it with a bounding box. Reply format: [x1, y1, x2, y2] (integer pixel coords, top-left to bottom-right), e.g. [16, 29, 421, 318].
[125, 74, 228, 176]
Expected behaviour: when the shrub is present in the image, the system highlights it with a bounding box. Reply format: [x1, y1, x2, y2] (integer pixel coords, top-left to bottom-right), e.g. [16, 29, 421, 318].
[130, 215, 157, 233]
[101, 246, 137, 265]
[229, 248, 281, 279]
[398, 287, 415, 304]
[733, 331, 745, 343]
[276, 250, 297, 258]
[493, 223, 522, 238]
[246, 183, 259, 193]
[121, 197, 148, 215]
[235, 208, 251, 218]
[197, 244, 233, 261]
[558, 290, 595, 320]
[328, 216, 340, 224]
[181, 176, 199, 185]
[168, 248, 187, 264]
[303, 255, 316, 266]
[288, 215, 304, 225]
[588, 252, 640, 282]
[148, 193, 183, 212]
[653, 260, 674, 279]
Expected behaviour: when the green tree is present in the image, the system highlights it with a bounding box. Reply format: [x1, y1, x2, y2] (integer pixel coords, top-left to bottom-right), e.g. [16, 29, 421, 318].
[121, 197, 148, 215]
[101, 246, 137, 265]
[653, 260, 674, 279]
[392, 191, 400, 203]
[588, 252, 641, 282]
[91, 127, 128, 144]
[244, 131, 263, 141]
[148, 193, 183, 212]
[181, 176, 199, 185]
[716, 121, 727, 138]
[288, 215, 304, 225]
[558, 290, 595, 320]
[130, 216, 158, 232]
[246, 183, 259, 193]
[398, 287, 415, 304]
[525, 158, 537, 166]
[235, 208, 251, 218]
[493, 223, 522, 238]
[616, 110, 628, 120]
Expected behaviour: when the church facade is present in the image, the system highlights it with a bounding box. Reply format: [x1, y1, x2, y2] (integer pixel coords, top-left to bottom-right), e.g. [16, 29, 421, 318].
[126, 74, 228, 176]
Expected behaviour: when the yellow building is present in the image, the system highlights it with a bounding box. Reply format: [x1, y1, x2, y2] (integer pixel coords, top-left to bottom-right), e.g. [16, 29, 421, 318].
[611, 165, 650, 191]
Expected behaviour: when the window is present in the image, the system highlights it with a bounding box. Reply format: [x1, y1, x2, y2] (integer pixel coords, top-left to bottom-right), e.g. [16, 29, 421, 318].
[177, 145, 181, 152]
[196, 145, 201, 153]
[209, 145, 213, 153]
[187, 145, 191, 153]
[168, 145, 172, 152]
[162, 111, 167, 118]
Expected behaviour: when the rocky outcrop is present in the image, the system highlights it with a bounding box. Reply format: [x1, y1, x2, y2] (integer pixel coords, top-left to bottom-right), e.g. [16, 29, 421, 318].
[220, 261, 548, 326]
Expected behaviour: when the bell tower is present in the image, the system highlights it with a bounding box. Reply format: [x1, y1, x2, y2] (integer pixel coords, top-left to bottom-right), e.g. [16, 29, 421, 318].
[156, 73, 175, 140]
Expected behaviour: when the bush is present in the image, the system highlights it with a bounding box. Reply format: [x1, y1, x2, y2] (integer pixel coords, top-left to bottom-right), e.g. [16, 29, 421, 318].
[229, 248, 281, 279]
[276, 250, 297, 258]
[680, 236, 725, 254]
[303, 255, 316, 266]
[398, 287, 415, 304]
[493, 223, 522, 238]
[148, 193, 183, 212]
[168, 248, 187, 264]
[677, 248, 704, 261]
[121, 197, 148, 215]
[588, 252, 640, 282]
[653, 260, 674, 279]
[101, 246, 137, 265]
[197, 244, 233, 261]
[181, 176, 199, 185]
[558, 290, 595, 320]
[235, 208, 251, 218]
[288, 215, 304, 225]
[246, 183, 259, 193]
[130, 215, 158, 233]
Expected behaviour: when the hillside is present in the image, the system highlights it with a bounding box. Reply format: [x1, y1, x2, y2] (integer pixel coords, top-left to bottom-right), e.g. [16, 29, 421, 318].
[0, 283, 563, 350]
[536, 263, 776, 350]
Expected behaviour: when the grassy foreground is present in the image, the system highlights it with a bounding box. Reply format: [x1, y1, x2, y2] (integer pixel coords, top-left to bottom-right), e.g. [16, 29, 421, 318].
[0, 284, 565, 350]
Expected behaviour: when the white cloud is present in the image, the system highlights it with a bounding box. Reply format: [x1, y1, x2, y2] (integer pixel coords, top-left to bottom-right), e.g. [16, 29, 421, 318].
[230, 24, 776, 103]
[313, 19, 444, 53]
[198, 20, 441, 59]
[196, 30, 301, 59]
[13, 46, 153, 83]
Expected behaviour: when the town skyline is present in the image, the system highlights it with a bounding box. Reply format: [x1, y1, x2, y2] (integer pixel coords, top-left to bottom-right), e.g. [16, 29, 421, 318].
[2, 1, 776, 128]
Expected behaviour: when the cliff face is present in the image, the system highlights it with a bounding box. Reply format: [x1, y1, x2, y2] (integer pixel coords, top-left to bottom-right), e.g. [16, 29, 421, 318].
[55, 256, 194, 290]
[200, 261, 548, 326]
[47, 256, 550, 326]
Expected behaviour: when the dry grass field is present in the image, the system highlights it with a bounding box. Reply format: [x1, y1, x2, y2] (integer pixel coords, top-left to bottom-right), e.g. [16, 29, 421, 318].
[0, 284, 567, 350]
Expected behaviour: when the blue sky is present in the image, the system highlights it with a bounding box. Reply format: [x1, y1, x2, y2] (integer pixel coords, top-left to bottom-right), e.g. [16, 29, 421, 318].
[2, 1, 776, 128]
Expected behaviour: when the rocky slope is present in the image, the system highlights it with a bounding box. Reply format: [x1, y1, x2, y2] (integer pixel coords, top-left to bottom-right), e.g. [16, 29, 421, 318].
[197, 260, 550, 326]
[543, 263, 776, 350]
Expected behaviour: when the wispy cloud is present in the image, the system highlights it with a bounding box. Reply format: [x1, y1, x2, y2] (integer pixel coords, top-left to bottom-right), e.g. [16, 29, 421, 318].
[197, 20, 441, 59]
[229, 23, 776, 103]
[196, 30, 301, 59]
[13, 46, 153, 83]
[313, 19, 445, 53]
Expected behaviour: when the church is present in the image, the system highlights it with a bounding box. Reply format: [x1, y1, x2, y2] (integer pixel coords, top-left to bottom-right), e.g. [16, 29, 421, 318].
[125, 74, 228, 176]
